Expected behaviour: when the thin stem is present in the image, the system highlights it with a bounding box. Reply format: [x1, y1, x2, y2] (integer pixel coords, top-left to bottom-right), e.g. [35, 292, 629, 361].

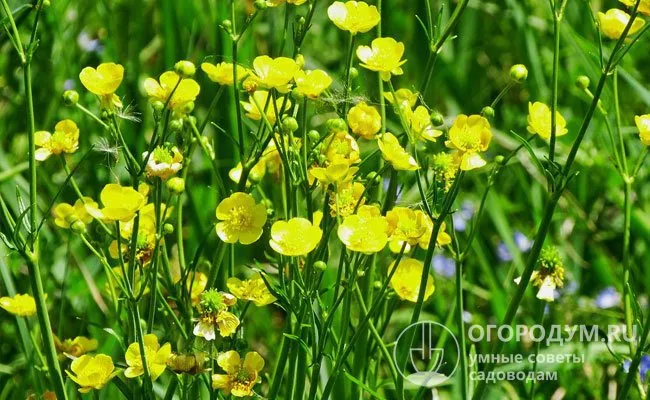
[549, 7, 561, 163]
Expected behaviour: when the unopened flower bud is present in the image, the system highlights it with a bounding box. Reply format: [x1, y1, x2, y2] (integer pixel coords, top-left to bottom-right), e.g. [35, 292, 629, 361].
[253, 0, 268, 10]
[326, 118, 347, 133]
[430, 110, 444, 126]
[314, 261, 327, 271]
[308, 130, 320, 142]
[42, 0, 51, 7]
[222, 20, 233, 32]
[481, 106, 495, 119]
[151, 101, 165, 112]
[71, 220, 86, 234]
[282, 116, 299, 133]
[174, 60, 196, 78]
[575, 75, 590, 90]
[510, 64, 528, 82]
[349, 67, 359, 80]
[180, 102, 195, 115]
[291, 88, 305, 102]
[295, 54, 305, 69]
[167, 177, 185, 194]
[62, 90, 79, 106]
[169, 119, 184, 132]
[494, 155, 505, 165]
[164, 223, 174, 234]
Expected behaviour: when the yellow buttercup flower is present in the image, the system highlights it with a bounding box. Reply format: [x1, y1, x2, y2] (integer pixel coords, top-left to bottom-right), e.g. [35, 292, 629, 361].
[309, 160, 358, 186]
[53, 197, 96, 229]
[269, 218, 323, 256]
[188, 272, 208, 305]
[408, 106, 443, 142]
[144, 71, 200, 111]
[79, 63, 124, 109]
[212, 351, 264, 397]
[390, 257, 435, 302]
[597, 9, 645, 40]
[619, 0, 650, 15]
[0, 294, 36, 317]
[194, 290, 239, 340]
[229, 160, 267, 187]
[143, 145, 184, 180]
[386, 207, 428, 247]
[227, 273, 277, 306]
[167, 352, 208, 374]
[294, 69, 333, 99]
[327, 1, 381, 34]
[377, 132, 419, 171]
[419, 219, 452, 250]
[34, 119, 79, 161]
[108, 202, 168, 265]
[526, 102, 568, 140]
[330, 182, 365, 217]
[201, 62, 248, 86]
[124, 334, 171, 381]
[635, 114, 650, 145]
[445, 114, 492, 171]
[86, 183, 146, 222]
[322, 131, 360, 164]
[347, 102, 382, 139]
[356, 37, 407, 81]
[337, 205, 389, 254]
[55, 335, 98, 361]
[384, 88, 419, 110]
[215, 192, 267, 245]
[241, 90, 292, 124]
[66, 354, 116, 393]
[250, 56, 300, 93]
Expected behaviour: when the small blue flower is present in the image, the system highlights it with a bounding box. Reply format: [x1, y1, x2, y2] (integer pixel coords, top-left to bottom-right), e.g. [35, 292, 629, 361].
[514, 231, 533, 252]
[452, 201, 475, 232]
[594, 286, 621, 309]
[432, 254, 455, 278]
[623, 355, 650, 382]
[64, 79, 76, 91]
[496, 242, 512, 262]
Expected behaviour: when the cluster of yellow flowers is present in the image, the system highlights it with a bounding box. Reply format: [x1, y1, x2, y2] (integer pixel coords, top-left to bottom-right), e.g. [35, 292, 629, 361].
[597, 0, 648, 40]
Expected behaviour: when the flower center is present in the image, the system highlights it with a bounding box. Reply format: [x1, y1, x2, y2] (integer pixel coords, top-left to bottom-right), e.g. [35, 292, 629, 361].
[230, 206, 253, 231]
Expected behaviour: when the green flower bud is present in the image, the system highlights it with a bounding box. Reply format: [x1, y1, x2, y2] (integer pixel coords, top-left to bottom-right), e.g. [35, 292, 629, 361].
[308, 130, 320, 142]
[314, 261, 327, 271]
[253, 0, 268, 10]
[282, 116, 299, 133]
[167, 177, 185, 194]
[575, 75, 590, 90]
[430, 110, 444, 126]
[174, 60, 196, 78]
[71, 220, 86, 234]
[349, 67, 359, 80]
[291, 88, 305, 102]
[494, 155, 505, 165]
[481, 106, 495, 119]
[180, 101, 195, 115]
[295, 54, 305, 69]
[164, 223, 174, 234]
[509, 64, 528, 82]
[151, 101, 165, 112]
[326, 118, 347, 133]
[222, 20, 233, 31]
[62, 90, 79, 106]
[169, 119, 184, 132]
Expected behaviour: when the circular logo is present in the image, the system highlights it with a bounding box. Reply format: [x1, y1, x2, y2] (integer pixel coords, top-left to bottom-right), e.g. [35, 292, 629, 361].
[392, 321, 460, 388]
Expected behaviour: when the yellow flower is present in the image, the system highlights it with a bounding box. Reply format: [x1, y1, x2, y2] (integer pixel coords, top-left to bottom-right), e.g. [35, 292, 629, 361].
[526, 102, 568, 140]
[356, 37, 407, 80]
[52, 197, 96, 229]
[55, 335, 98, 361]
[327, 1, 381, 34]
[390, 258, 435, 302]
[377, 132, 419, 171]
[167, 352, 208, 374]
[294, 69, 333, 99]
[269, 218, 323, 256]
[309, 160, 358, 186]
[635, 114, 650, 145]
[347, 102, 382, 139]
[86, 183, 146, 222]
[597, 9, 645, 40]
[337, 205, 388, 254]
[144, 145, 184, 180]
[124, 334, 171, 381]
[194, 290, 240, 340]
[619, 0, 650, 15]
[0, 294, 36, 317]
[250, 56, 300, 93]
[216, 192, 267, 245]
[322, 131, 360, 164]
[188, 272, 208, 305]
[201, 62, 248, 86]
[227, 273, 277, 306]
[241, 90, 292, 124]
[34, 119, 80, 161]
[66, 354, 116, 393]
[445, 114, 492, 171]
[384, 88, 419, 110]
[144, 71, 200, 111]
[330, 182, 366, 217]
[419, 219, 452, 250]
[386, 207, 428, 247]
[212, 351, 264, 397]
[79, 63, 124, 109]
[408, 106, 443, 142]
[431, 152, 458, 192]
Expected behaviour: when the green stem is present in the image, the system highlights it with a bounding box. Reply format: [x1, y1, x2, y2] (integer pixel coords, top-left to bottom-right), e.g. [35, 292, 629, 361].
[549, 7, 561, 163]
[455, 257, 468, 399]
[341, 33, 356, 116]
